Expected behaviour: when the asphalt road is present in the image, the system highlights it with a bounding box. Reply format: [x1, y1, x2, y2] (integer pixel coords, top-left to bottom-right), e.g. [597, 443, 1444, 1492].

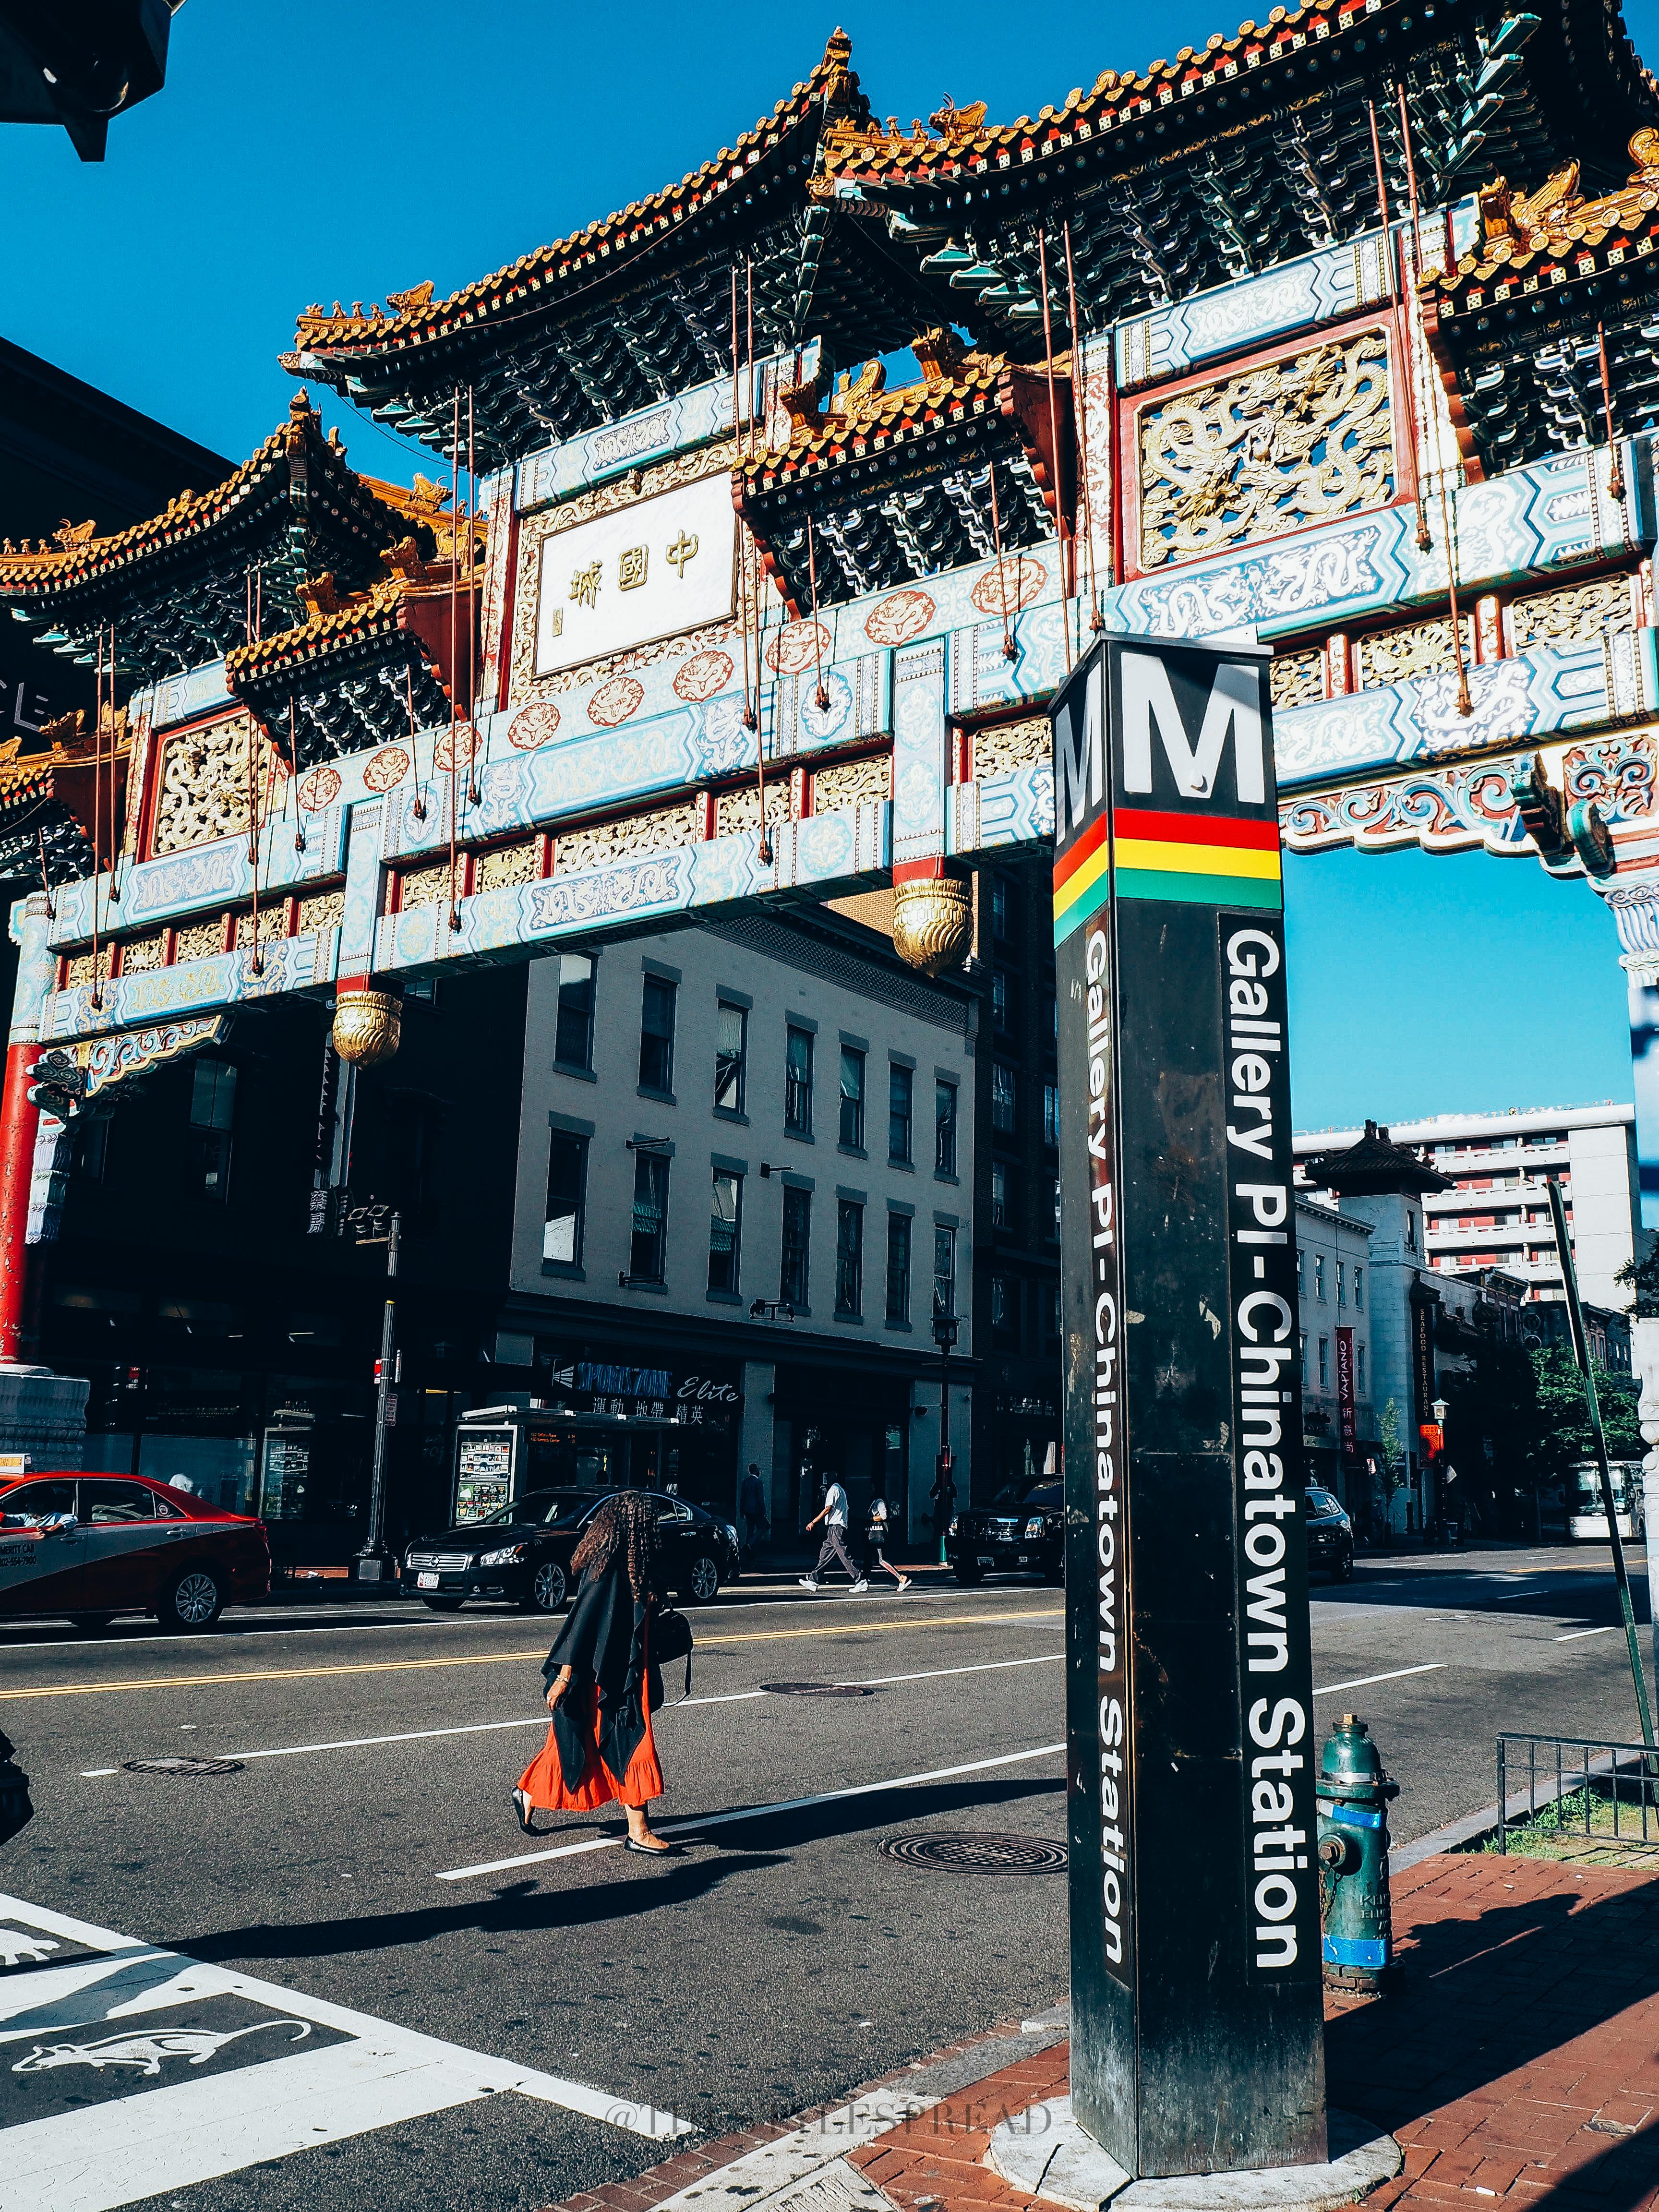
[0, 1543, 1653, 2212]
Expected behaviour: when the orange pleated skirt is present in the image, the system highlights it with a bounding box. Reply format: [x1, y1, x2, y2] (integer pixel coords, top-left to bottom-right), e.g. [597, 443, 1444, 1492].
[517, 1682, 663, 1812]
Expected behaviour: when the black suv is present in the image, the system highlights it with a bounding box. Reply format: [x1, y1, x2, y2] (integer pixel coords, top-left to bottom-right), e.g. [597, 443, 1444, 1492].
[947, 1480, 1065, 1586]
[401, 1489, 740, 1613]
[1306, 1486, 1354, 1581]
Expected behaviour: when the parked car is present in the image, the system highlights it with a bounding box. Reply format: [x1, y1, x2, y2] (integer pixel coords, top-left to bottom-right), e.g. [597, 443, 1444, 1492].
[0, 1473, 270, 1631]
[1306, 1486, 1354, 1581]
[401, 1488, 740, 1613]
[947, 1480, 1065, 1586]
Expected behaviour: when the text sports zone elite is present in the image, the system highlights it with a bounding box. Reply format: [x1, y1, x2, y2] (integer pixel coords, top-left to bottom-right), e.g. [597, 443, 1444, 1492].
[1051, 634, 1325, 2180]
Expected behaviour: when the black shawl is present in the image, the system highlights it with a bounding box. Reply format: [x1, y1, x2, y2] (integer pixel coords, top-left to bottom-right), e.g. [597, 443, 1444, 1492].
[542, 1561, 657, 1791]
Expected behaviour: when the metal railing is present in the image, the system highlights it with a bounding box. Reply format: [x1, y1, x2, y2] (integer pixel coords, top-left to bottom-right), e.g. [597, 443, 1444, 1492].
[1496, 1733, 1659, 1853]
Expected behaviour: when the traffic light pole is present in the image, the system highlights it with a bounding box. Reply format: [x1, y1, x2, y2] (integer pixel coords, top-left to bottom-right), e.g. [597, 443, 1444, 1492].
[355, 1208, 401, 1583]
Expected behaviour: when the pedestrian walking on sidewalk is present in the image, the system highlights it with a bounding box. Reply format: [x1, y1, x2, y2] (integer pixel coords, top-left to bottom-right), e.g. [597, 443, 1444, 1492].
[800, 1471, 867, 1592]
[861, 1490, 912, 1593]
[513, 1491, 676, 1856]
[739, 1464, 769, 1560]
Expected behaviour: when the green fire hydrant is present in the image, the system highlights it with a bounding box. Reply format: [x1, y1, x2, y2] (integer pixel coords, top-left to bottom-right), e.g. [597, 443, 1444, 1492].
[1316, 1714, 1399, 1992]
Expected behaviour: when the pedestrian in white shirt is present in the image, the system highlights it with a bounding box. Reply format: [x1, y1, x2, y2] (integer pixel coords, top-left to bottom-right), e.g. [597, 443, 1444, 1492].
[800, 1473, 866, 1592]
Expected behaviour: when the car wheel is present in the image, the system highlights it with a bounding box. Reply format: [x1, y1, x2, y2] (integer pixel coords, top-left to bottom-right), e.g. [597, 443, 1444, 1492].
[423, 1596, 466, 1612]
[681, 1552, 721, 1605]
[157, 1568, 225, 1633]
[1335, 1546, 1355, 1583]
[1044, 1554, 1065, 1586]
[954, 1563, 984, 1587]
[521, 1559, 568, 1614]
[68, 1612, 117, 1632]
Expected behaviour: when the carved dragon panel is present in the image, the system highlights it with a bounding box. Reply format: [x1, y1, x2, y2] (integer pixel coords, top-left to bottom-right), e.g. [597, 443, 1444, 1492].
[151, 714, 266, 858]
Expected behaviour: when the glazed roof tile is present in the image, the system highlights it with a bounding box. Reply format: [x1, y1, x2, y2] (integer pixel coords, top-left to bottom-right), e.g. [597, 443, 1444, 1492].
[224, 575, 410, 685]
[290, 33, 868, 361]
[0, 396, 412, 604]
[1422, 129, 1659, 304]
[739, 346, 1046, 492]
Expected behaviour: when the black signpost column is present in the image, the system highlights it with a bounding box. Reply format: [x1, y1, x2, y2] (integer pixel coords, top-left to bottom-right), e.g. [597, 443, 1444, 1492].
[1052, 635, 1326, 2180]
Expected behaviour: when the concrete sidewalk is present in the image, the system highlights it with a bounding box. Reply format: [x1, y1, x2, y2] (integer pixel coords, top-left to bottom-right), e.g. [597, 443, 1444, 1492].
[540, 1851, 1659, 2212]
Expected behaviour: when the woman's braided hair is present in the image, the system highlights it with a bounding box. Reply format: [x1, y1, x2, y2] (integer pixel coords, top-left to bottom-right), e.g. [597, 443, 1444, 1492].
[569, 1491, 658, 1602]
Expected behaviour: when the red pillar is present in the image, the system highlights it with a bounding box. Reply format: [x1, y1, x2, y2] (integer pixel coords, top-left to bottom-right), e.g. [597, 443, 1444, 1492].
[0, 1042, 40, 1363]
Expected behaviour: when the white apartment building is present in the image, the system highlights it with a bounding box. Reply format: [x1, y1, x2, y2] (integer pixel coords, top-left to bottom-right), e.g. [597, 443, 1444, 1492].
[1294, 1103, 1643, 1313]
[498, 907, 979, 1545]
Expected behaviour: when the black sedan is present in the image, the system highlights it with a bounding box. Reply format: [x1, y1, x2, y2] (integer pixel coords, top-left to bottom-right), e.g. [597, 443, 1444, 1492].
[1306, 1485, 1354, 1581]
[947, 1480, 1065, 1586]
[401, 1488, 740, 1613]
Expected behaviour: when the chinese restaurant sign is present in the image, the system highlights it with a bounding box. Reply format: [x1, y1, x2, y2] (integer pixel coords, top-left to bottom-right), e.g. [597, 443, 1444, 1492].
[533, 473, 738, 675]
[1051, 634, 1325, 2180]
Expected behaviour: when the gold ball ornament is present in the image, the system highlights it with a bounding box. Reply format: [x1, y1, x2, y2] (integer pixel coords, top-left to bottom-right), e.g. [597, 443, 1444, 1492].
[891, 877, 973, 976]
[331, 989, 402, 1067]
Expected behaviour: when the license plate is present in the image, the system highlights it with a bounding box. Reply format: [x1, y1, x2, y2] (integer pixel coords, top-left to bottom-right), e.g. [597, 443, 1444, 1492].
[1018, 1554, 1030, 1565]
[417, 1571, 439, 1590]
[977, 1554, 995, 1568]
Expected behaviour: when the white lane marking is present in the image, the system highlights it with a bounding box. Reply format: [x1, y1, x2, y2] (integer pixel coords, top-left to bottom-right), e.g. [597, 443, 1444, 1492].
[437, 1739, 1067, 1882]
[78, 1652, 1068, 1775]
[1313, 1663, 1444, 1696]
[0, 1891, 687, 2212]
[1557, 1624, 1622, 1642]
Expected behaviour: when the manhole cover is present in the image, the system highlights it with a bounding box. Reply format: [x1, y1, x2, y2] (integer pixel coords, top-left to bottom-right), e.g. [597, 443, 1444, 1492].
[879, 1830, 1069, 1875]
[759, 1681, 875, 1698]
[120, 1757, 244, 1777]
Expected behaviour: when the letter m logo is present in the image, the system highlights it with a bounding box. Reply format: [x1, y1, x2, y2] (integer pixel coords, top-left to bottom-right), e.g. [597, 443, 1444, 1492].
[1055, 659, 1104, 832]
[1119, 650, 1264, 805]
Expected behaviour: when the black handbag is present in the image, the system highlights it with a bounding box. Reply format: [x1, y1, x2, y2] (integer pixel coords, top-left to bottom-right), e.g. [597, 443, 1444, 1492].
[0, 1731, 34, 1848]
[651, 1605, 694, 1699]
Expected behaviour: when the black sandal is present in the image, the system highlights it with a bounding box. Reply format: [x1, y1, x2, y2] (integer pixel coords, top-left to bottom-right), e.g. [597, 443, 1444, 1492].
[624, 1836, 680, 1856]
[512, 1789, 543, 1836]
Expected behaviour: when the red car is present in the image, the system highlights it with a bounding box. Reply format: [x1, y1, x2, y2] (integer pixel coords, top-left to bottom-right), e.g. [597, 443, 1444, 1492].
[0, 1473, 270, 1632]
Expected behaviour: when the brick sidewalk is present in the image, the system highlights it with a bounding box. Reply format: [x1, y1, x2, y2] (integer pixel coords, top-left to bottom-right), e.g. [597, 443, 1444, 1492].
[540, 1852, 1659, 2212]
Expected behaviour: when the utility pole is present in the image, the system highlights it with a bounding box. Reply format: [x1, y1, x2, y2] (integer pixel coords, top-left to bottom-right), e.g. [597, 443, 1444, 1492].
[932, 1310, 957, 1564]
[347, 1202, 400, 1583]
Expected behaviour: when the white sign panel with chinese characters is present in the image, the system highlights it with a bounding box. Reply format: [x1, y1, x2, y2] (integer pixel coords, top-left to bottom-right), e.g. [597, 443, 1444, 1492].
[532, 473, 738, 677]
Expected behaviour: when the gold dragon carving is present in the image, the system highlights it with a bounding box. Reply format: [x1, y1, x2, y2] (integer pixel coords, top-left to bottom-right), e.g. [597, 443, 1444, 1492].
[1138, 331, 1395, 571]
[152, 714, 262, 857]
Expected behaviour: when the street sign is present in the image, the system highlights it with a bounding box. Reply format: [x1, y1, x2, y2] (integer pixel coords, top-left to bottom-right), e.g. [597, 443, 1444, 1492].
[1052, 634, 1325, 2181]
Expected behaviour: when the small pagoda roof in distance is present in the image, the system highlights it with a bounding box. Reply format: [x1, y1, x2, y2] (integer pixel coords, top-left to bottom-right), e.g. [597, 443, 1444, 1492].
[1300, 1119, 1452, 1198]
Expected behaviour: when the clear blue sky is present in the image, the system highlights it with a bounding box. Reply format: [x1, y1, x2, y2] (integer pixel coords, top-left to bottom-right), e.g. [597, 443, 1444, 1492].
[3, 0, 1651, 1132]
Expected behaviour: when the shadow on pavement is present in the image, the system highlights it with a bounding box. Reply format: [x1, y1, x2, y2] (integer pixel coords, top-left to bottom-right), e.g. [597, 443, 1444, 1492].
[168, 1774, 1065, 1969]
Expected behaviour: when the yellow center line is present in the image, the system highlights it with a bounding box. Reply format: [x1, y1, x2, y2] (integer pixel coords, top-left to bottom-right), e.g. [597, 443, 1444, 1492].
[0, 1609, 1065, 1703]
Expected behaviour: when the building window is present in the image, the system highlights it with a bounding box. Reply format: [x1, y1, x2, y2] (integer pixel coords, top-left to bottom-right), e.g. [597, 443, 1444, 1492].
[188, 1058, 237, 1202]
[544, 1131, 588, 1266]
[785, 1026, 814, 1136]
[1314, 1254, 1325, 1301]
[991, 1274, 1012, 1334]
[933, 1224, 956, 1318]
[991, 970, 1010, 1033]
[1043, 1283, 1060, 1346]
[1297, 1245, 1305, 1294]
[886, 1214, 912, 1324]
[1051, 1177, 1062, 1240]
[1354, 1264, 1363, 1310]
[990, 1062, 1015, 1136]
[1337, 1260, 1346, 1307]
[638, 975, 676, 1095]
[708, 1167, 741, 1293]
[990, 874, 1011, 941]
[1043, 1082, 1060, 1150]
[936, 1081, 959, 1175]
[554, 953, 594, 1070]
[1406, 1211, 1418, 1251]
[889, 1063, 913, 1164]
[714, 1002, 747, 1113]
[839, 1046, 866, 1150]
[1357, 1344, 1366, 1395]
[836, 1199, 864, 1317]
[991, 1161, 1009, 1229]
[1318, 1336, 1329, 1389]
[781, 1185, 811, 1309]
[629, 1152, 669, 1283]
[1299, 1331, 1307, 1383]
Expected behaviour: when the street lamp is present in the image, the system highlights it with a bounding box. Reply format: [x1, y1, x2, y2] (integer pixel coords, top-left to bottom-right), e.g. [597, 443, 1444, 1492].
[932, 1310, 958, 1564]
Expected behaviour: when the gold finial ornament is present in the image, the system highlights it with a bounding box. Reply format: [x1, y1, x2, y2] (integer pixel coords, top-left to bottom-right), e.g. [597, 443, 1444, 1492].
[332, 989, 402, 1067]
[892, 877, 972, 975]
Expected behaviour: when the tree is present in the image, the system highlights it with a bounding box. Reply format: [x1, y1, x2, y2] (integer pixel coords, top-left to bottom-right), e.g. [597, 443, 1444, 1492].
[1526, 1346, 1642, 1486]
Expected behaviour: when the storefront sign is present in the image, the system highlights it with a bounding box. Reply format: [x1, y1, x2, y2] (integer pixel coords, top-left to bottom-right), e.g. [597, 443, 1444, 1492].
[1334, 1326, 1358, 1462]
[1051, 635, 1325, 2181]
[551, 1358, 743, 1423]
